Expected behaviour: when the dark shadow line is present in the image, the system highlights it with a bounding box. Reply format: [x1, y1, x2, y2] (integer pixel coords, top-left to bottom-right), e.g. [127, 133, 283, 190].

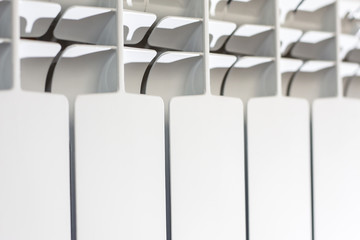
[140, 52, 162, 94]
[220, 58, 237, 96]
[244, 121, 250, 240]
[286, 62, 305, 96]
[293, 0, 306, 13]
[310, 110, 315, 240]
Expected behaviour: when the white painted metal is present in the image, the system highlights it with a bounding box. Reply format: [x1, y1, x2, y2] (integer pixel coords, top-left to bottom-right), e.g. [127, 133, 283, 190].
[313, 98, 360, 240]
[0, 92, 71, 240]
[55, 6, 156, 45]
[1, 1, 359, 240]
[123, 0, 146, 11]
[123, 10, 156, 44]
[0, 1, 71, 239]
[209, 53, 237, 95]
[170, 1, 246, 240]
[312, 1, 360, 239]
[291, 31, 335, 60]
[225, 24, 275, 56]
[209, 19, 236, 51]
[74, 0, 166, 239]
[145, 51, 202, 113]
[0, 1, 12, 39]
[170, 96, 246, 240]
[146, 0, 202, 18]
[223, 56, 275, 104]
[20, 40, 61, 92]
[279, 27, 303, 56]
[246, 0, 312, 239]
[280, 58, 303, 95]
[54, 6, 116, 45]
[148, 16, 203, 51]
[289, 61, 336, 102]
[281, 0, 336, 31]
[247, 97, 312, 240]
[212, 0, 272, 25]
[19, 1, 61, 38]
[75, 93, 166, 240]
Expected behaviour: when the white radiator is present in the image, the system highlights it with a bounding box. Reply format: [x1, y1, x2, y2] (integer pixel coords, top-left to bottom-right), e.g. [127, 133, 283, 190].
[0, 0, 360, 239]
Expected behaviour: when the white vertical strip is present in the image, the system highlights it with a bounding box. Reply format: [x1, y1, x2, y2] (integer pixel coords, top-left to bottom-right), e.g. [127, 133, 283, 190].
[203, 0, 211, 95]
[11, 0, 20, 91]
[274, 0, 282, 97]
[335, 0, 343, 97]
[116, 0, 125, 93]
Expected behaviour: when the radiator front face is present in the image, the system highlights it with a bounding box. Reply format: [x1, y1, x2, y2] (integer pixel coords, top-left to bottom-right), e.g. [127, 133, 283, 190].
[0, 1, 360, 240]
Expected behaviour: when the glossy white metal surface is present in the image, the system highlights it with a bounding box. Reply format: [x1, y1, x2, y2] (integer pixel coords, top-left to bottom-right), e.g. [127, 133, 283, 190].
[75, 93, 166, 240]
[170, 95, 246, 240]
[74, 1, 166, 239]
[247, 97, 312, 240]
[169, 1, 246, 240]
[0, 92, 71, 240]
[0, 1, 71, 239]
[313, 98, 360, 240]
